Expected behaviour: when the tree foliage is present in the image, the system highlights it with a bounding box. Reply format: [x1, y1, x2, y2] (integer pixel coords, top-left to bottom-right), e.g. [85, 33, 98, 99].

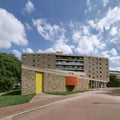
[107, 74, 120, 87]
[0, 53, 21, 91]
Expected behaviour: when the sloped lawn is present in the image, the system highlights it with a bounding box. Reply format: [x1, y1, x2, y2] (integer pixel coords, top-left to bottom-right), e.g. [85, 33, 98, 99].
[0, 89, 34, 108]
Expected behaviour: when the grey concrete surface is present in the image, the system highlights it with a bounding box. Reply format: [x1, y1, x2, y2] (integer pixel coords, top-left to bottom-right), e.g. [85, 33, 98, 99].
[1, 88, 120, 120]
[30, 93, 61, 102]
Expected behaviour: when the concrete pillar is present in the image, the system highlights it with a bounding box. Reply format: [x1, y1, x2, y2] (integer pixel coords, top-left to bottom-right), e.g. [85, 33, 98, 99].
[95, 81, 98, 89]
[93, 81, 96, 89]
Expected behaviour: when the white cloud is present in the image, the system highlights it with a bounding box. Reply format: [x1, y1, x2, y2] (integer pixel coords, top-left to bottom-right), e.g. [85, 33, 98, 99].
[75, 35, 99, 54]
[38, 48, 55, 53]
[97, 10, 101, 15]
[72, 30, 81, 42]
[115, 67, 120, 71]
[110, 56, 120, 65]
[71, 25, 103, 55]
[25, 23, 32, 30]
[12, 49, 21, 59]
[23, 48, 34, 53]
[110, 48, 118, 56]
[110, 67, 120, 71]
[53, 35, 73, 54]
[33, 18, 73, 54]
[88, 7, 120, 33]
[101, 50, 110, 58]
[85, 0, 92, 14]
[110, 26, 118, 36]
[33, 18, 65, 41]
[0, 8, 28, 49]
[87, 20, 96, 28]
[102, 0, 109, 7]
[37, 33, 73, 54]
[24, 0, 35, 13]
[96, 7, 120, 32]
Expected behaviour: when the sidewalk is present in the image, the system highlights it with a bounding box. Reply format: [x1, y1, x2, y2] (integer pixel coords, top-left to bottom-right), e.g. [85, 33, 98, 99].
[0, 93, 80, 119]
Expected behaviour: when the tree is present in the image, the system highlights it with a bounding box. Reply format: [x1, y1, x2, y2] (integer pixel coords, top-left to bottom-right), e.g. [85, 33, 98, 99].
[0, 53, 21, 91]
[107, 74, 120, 87]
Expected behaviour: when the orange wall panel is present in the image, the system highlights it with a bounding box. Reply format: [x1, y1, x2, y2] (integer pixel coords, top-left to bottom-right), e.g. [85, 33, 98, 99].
[66, 76, 79, 86]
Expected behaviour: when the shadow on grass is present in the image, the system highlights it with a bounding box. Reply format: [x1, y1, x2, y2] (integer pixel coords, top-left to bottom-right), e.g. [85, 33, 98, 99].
[2, 89, 21, 96]
[0, 89, 35, 108]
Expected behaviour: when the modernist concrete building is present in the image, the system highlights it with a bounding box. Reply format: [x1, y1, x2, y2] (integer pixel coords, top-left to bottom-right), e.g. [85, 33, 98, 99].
[21, 52, 109, 94]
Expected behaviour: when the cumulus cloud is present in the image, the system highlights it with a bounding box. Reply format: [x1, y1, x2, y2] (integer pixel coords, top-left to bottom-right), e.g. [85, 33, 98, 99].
[110, 26, 118, 36]
[96, 7, 120, 32]
[32, 6, 120, 68]
[0, 8, 28, 49]
[84, 0, 92, 14]
[53, 34, 73, 54]
[102, 0, 109, 7]
[23, 48, 34, 53]
[71, 24, 104, 55]
[38, 48, 55, 53]
[87, 20, 96, 28]
[12, 49, 21, 59]
[25, 23, 32, 30]
[38, 34, 73, 54]
[24, 0, 35, 13]
[110, 56, 120, 65]
[101, 50, 110, 58]
[33, 18, 65, 41]
[75, 35, 100, 54]
[88, 7, 120, 33]
[110, 48, 118, 56]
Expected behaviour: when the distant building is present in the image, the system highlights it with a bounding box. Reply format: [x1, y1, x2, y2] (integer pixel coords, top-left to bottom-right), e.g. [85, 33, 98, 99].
[21, 52, 109, 95]
[109, 70, 120, 79]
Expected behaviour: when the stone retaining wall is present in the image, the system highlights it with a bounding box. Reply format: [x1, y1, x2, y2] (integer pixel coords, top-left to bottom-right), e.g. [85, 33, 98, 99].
[21, 67, 89, 95]
[44, 73, 66, 93]
[21, 69, 35, 95]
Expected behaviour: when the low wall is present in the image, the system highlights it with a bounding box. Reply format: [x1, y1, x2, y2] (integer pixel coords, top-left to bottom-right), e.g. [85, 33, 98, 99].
[21, 67, 89, 95]
[21, 69, 35, 95]
[43, 73, 89, 93]
[44, 73, 66, 93]
[73, 78, 89, 91]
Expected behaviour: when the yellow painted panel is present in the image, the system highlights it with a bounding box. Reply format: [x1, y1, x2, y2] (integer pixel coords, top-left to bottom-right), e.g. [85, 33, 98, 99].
[36, 72, 43, 94]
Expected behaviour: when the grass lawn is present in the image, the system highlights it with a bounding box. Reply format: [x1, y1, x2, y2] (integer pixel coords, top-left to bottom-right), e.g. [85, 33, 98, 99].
[0, 89, 35, 108]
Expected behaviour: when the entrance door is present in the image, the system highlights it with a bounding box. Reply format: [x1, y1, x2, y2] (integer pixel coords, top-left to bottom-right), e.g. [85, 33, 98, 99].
[36, 72, 43, 94]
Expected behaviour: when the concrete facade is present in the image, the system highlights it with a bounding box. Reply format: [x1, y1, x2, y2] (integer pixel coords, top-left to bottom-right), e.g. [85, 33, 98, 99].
[22, 52, 109, 83]
[21, 52, 109, 94]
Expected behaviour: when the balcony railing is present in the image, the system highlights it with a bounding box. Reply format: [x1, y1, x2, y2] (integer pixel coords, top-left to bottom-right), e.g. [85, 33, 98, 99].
[56, 66, 84, 71]
[56, 62, 84, 66]
[56, 58, 84, 62]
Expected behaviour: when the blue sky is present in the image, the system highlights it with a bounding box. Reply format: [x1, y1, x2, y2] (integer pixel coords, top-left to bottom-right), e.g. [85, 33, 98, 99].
[0, 0, 120, 70]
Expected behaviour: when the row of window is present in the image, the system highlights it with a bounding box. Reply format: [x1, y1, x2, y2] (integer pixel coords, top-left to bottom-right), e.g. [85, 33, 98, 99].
[89, 75, 109, 79]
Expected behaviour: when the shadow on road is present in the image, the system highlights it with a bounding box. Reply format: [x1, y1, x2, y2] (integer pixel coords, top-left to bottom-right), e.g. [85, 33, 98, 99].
[98, 88, 120, 96]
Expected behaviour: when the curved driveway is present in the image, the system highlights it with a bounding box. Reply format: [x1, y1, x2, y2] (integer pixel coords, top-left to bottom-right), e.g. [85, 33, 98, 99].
[1, 88, 120, 120]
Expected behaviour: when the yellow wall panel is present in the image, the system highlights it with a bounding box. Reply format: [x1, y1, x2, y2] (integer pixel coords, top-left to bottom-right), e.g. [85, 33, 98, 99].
[36, 72, 43, 93]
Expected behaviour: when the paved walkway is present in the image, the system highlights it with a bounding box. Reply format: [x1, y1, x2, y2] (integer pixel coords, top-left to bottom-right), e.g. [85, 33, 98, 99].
[0, 93, 79, 119]
[1, 88, 119, 119]
[30, 93, 61, 102]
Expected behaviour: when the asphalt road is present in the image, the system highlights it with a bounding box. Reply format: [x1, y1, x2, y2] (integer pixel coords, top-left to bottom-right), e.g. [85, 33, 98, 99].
[2, 88, 120, 120]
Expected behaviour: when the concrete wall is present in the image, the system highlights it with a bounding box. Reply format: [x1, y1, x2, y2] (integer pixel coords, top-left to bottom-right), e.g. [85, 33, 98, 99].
[84, 56, 109, 82]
